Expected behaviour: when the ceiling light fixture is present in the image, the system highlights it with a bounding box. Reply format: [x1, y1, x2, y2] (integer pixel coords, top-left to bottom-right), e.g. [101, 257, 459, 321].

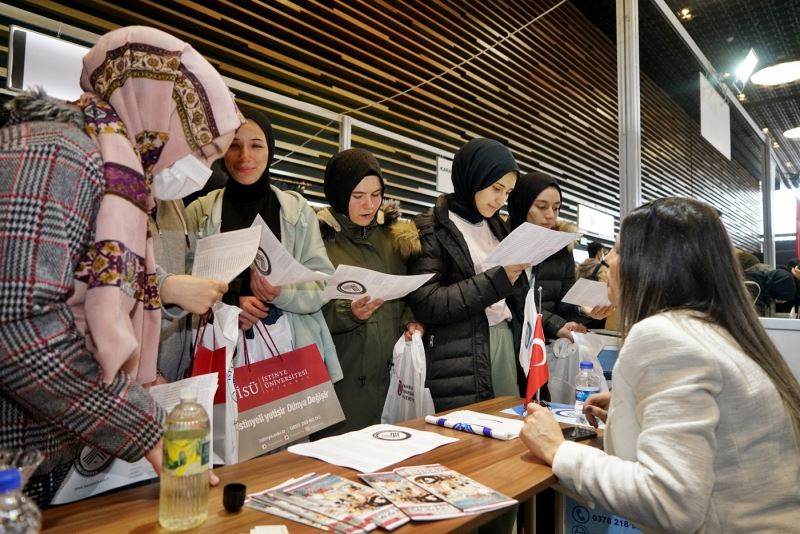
[784, 126, 800, 139]
[736, 93, 747, 102]
[677, 8, 693, 21]
[735, 49, 759, 86]
[751, 61, 800, 86]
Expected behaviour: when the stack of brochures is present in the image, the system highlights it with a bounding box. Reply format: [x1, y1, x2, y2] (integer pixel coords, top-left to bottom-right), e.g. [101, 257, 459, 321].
[247, 464, 517, 531]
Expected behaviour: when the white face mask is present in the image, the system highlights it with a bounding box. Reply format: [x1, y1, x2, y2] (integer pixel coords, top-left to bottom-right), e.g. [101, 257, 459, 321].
[151, 154, 213, 200]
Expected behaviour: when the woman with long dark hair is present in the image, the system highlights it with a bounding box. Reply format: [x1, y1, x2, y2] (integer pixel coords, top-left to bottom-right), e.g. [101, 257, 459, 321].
[521, 197, 800, 532]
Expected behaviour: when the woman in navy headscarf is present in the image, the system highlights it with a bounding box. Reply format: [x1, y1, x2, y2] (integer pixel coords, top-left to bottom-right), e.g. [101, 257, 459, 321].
[407, 138, 529, 412]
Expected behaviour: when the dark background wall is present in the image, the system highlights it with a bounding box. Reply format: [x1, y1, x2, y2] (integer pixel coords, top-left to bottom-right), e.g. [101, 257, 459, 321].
[0, 0, 762, 249]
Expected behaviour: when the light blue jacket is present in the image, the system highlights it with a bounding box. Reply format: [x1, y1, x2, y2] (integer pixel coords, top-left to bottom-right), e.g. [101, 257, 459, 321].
[186, 186, 342, 382]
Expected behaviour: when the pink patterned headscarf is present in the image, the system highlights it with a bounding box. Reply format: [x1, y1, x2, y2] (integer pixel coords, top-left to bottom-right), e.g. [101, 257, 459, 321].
[69, 26, 242, 383]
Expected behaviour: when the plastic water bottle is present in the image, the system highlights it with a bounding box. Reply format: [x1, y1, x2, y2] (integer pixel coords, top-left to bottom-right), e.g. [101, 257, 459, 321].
[159, 387, 210, 531]
[574, 361, 602, 425]
[0, 468, 41, 533]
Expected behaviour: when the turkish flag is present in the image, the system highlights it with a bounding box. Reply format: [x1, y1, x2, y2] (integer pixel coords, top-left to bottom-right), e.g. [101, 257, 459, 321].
[524, 313, 548, 406]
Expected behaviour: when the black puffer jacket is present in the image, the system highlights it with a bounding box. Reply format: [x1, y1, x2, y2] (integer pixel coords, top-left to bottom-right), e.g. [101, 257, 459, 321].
[407, 195, 527, 411]
[530, 242, 583, 339]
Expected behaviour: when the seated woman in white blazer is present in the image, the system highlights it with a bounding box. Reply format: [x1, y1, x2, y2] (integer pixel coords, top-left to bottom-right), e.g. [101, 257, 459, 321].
[521, 197, 800, 533]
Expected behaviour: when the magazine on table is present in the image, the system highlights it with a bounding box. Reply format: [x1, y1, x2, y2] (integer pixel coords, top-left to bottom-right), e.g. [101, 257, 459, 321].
[248, 474, 366, 534]
[394, 464, 517, 514]
[247, 492, 341, 533]
[359, 471, 466, 521]
[271, 473, 409, 531]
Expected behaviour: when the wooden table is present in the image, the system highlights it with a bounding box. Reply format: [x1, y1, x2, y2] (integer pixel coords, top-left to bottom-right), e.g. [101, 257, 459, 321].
[43, 397, 584, 533]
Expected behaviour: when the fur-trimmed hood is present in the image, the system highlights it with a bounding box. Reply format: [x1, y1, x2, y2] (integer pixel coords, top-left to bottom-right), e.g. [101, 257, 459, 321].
[2, 88, 83, 129]
[317, 200, 421, 261]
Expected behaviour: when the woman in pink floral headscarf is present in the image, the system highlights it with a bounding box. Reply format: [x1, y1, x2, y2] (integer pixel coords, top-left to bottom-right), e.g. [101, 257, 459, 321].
[70, 26, 243, 384]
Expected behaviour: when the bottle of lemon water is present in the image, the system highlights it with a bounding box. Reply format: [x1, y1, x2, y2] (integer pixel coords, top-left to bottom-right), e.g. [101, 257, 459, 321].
[158, 387, 210, 531]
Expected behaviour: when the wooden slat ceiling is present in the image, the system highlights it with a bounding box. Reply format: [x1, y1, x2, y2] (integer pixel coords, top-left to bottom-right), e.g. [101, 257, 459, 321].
[2, 0, 762, 249]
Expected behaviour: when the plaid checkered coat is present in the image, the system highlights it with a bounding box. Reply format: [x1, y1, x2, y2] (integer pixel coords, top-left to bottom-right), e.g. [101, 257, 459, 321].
[0, 91, 164, 478]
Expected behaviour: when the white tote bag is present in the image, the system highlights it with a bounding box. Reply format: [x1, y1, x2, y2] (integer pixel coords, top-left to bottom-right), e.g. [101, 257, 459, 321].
[381, 331, 435, 423]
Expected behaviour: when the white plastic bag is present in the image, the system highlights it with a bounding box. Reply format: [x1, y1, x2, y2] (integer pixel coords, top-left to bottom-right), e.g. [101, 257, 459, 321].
[547, 333, 612, 404]
[191, 301, 240, 465]
[381, 331, 435, 423]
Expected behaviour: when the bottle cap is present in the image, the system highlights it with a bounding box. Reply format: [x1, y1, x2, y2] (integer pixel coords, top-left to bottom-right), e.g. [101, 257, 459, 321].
[579, 361, 594, 369]
[223, 482, 247, 513]
[179, 386, 198, 402]
[0, 468, 22, 493]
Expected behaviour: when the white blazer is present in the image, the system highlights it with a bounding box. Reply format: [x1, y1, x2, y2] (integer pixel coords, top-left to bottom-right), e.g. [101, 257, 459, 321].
[553, 310, 800, 533]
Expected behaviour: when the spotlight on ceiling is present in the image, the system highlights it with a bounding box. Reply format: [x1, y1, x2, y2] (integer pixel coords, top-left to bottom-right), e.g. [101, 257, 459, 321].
[677, 8, 693, 21]
[736, 93, 747, 102]
[784, 126, 800, 139]
[751, 60, 800, 86]
[734, 49, 759, 87]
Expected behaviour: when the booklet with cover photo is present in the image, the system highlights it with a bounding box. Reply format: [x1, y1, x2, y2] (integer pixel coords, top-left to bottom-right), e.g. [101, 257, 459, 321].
[359, 471, 466, 521]
[273, 473, 409, 531]
[393, 464, 517, 514]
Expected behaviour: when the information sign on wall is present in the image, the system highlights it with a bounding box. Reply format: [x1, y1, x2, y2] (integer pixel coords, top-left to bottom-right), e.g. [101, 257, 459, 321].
[436, 156, 453, 194]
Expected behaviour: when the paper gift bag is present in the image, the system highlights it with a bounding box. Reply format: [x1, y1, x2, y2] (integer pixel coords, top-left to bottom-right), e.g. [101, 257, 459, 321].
[228, 338, 345, 463]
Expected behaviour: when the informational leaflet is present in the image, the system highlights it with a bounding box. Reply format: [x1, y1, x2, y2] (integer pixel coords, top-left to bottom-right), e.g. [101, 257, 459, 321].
[250, 215, 331, 286]
[484, 222, 578, 267]
[273, 473, 409, 531]
[500, 402, 605, 429]
[394, 464, 517, 514]
[192, 226, 261, 282]
[321, 265, 434, 301]
[287, 424, 458, 473]
[359, 471, 466, 521]
[51, 373, 218, 505]
[424, 410, 523, 440]
[561, 278, 612, 308]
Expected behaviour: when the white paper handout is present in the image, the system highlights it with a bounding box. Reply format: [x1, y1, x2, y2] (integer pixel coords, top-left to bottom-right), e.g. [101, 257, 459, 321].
[250, 215, 330, 286]
[484, 222, 578, 268]
[192, 226, 261, 282]
[51, 373, 218, 505]
[499, 402, 605, 429]
[321, 264, 434, 301]
[561, 278, 612, 308]
[287, 424, 458, 473]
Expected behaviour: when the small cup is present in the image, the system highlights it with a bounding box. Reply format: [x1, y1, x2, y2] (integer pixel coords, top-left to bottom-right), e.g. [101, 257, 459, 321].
[223, 482, 247, 513]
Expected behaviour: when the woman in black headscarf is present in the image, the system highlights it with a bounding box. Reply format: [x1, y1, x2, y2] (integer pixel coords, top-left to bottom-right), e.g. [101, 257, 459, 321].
[507, 172, 611, 340]
[186, 105, 341, 381]
[407, 138, 529, 412]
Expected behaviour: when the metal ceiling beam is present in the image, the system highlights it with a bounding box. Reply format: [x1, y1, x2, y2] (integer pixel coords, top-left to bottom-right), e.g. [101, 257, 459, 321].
[617, 0, 642, 218]
[763, 144, 776, 266]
